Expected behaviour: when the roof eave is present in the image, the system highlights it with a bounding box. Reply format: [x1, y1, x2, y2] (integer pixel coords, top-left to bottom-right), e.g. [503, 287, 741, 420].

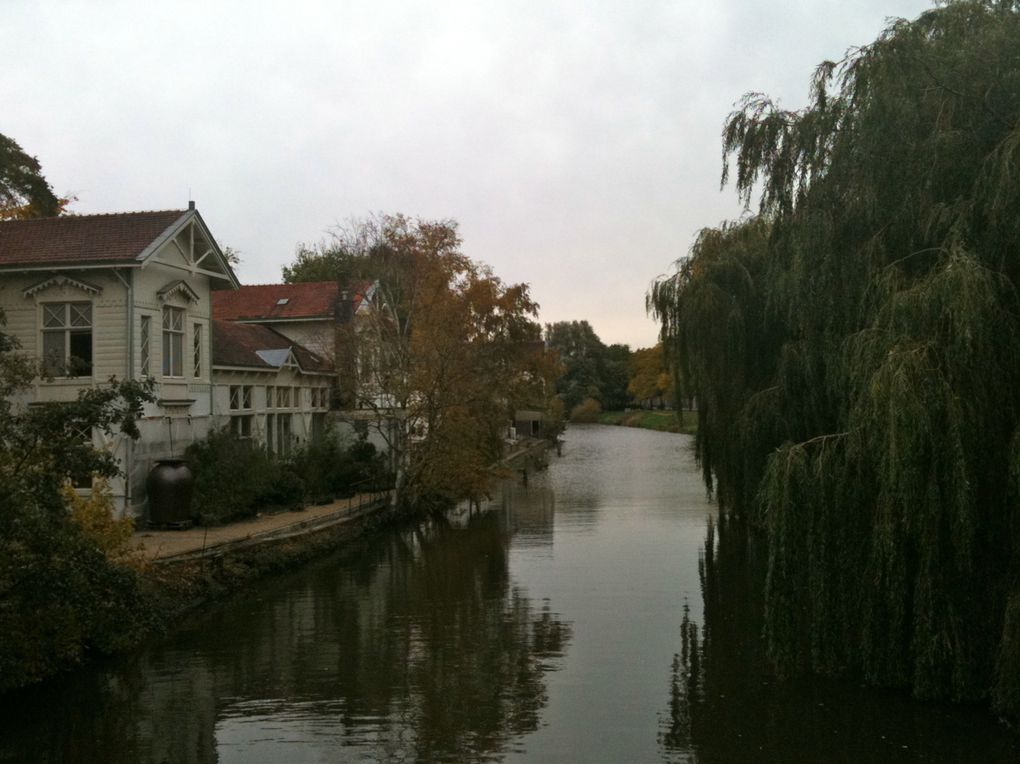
[0, 261, 141, 273]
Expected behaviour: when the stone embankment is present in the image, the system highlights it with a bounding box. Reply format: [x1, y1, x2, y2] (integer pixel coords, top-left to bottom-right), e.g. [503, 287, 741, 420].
[498, 437, 552, 473]
[135, 491, 392, 563]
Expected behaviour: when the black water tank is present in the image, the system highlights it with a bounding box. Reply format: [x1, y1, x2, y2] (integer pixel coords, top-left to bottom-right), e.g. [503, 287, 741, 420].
[146, 459, 194, 526]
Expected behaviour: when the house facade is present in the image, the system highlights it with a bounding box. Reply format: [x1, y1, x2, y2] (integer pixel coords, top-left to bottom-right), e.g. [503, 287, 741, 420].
[211, 281, 369, 360]
[211, 281, 392, 444]
[211, 319, 333, 454]
[0, 206, 337, 519]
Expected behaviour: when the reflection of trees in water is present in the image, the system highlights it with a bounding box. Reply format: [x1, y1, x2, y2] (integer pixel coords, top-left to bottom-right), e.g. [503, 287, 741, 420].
[0, 647, 219, 764]
[659, 514, 761, 762]
[325, 511, 571, 760]
[481, 480, 555, 545]
[659, 600, 700, 753]
[659, 515, 1020, 763]
[0, 509, 571, 763]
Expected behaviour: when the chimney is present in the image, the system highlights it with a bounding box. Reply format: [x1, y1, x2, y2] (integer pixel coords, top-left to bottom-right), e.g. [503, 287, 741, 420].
[188, 200, 196, 211]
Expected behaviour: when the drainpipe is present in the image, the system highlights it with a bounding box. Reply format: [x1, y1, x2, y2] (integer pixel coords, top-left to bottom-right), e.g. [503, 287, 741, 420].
[126, 269, 135, 510]
[125, 270, 135, 379]
[112, 268, 136, 513]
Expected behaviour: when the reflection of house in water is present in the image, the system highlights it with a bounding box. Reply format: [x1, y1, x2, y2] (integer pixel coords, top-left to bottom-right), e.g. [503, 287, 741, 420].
[479, 479, 556, 548]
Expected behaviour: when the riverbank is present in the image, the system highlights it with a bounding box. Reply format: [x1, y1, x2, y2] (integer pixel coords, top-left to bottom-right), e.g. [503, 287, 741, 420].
[598, 409, 697, 434]
[0, 439, 553, 698]
[135, 491, 392, 563]
[139, 439, 552, 633]
[134, 491, 395, 624]
[140, 493, 398, 626]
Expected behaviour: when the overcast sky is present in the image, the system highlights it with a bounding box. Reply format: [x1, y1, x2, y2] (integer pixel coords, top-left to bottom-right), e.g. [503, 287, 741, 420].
[4, 0, 934, 347]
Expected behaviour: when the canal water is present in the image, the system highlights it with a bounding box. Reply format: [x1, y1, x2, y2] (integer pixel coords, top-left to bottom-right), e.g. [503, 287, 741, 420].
[1, 424, 1017, 762]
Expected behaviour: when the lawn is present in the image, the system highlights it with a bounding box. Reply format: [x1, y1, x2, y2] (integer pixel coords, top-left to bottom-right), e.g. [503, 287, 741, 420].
[597, 409, 697, 435]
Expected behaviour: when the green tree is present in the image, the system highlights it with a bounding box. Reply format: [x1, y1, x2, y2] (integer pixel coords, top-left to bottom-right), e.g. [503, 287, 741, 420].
[0, 309, 158, 690]
[545, 321, 631, 412]
[651, 0, 1020, 714]
[0, 133, 63, 219]
[281, 243, 347, 283]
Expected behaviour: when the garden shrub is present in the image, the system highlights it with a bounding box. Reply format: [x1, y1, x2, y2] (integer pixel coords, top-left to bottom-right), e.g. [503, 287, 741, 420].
[253, 461, 305, 511]
[63, 478, 136, 560]
[291, 432, 343, 503]
[185, 428, 273, 524]
[186, 428, 394, 522]
[336, 439, 391, 495]
[294, 434, 391, 499]
[569, 397, 602, 422]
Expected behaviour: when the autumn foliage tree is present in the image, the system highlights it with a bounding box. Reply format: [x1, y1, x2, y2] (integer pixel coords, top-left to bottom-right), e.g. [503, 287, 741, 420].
[284, 214, 556, 512]
[627, 344, 673, 409]
[651, 0, 1020, 715]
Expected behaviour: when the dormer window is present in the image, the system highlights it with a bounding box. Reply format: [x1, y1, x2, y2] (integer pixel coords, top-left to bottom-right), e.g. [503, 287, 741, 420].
[42, 302, 93, 378]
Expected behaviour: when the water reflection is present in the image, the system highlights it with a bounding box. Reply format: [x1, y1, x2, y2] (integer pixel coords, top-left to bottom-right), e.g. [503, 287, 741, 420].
[0, 508, 571, 763]
[3, 425, 1012, 762]
[659, 514, 1020, 763]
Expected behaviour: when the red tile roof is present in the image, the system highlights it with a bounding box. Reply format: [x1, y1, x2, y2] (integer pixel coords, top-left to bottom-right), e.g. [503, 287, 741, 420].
[0, 210, 187, 267]
[212, 281, 368, 321]
[212, 319, 332, 373]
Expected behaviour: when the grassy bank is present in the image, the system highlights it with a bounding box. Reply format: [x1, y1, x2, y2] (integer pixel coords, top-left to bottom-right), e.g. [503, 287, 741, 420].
[597, 409, 697, 435]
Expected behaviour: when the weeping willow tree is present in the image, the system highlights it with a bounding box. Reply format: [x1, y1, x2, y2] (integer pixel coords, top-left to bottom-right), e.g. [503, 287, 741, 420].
[651, 0, 1020, 713]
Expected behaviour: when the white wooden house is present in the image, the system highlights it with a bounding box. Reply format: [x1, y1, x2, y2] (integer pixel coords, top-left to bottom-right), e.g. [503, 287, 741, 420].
[210, 319, 333, 454]
[211, 281, 367, 360]
[0, 205, 336, 519]
[212, 281, 392, 443]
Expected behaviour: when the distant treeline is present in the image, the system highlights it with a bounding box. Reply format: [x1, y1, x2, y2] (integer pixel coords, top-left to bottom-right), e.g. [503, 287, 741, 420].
[544, 320, 674, 420]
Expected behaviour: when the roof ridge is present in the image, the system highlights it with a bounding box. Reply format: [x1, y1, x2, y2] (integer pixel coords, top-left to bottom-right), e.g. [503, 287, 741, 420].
[0, 209, 187, 224]
[230, 281, 338, 288]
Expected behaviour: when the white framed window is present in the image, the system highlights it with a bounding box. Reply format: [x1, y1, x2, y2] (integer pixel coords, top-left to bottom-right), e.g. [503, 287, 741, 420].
[162, 306, 185, 377]
[41, 302, 93, 377]
[276, 386, 290, 408]
[311, 412, 326, 441]
[229, 384, 254, 439]
[266, 385, 275, 409]
[230, 414, 253, 439]
[229, 385, 253, 411]
[277, 413, 292, 454]
[139, 315, 151, 376]
[193, 323, 202, 378]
